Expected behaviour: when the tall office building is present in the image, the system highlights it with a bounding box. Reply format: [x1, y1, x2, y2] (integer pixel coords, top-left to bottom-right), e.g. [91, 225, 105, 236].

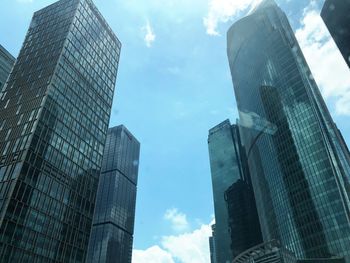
[209, 120, 262, 262]
[227, 0, 350, 261]
[0, 0, 121, 262]
[225, 179, 262, 258]
[0, 44, 15, 90]
[321, 0, 350, 68]
[208, 120, 242, 263]
[86, 125, 140, 263]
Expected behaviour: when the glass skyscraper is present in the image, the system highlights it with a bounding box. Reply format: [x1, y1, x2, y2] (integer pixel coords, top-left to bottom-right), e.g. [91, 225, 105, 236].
[0, 44, 15, 90]
[321, 0, 350, 68]
[208, 120, 242, 263]
[227, 0, 350, 261]
[0, 0, 120, 262]
[86, 125, 140, 263]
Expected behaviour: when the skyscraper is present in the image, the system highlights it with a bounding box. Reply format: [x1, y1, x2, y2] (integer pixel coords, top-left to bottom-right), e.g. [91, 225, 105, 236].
[209, 120, 262, 262]
[208, 120, 242, 263]
[227, 0, 350, 261]
[86, 125, 140, 263]
[0, 0, 121, 262]
[321, 0, 350, 68]
[0, 44, 15, 90]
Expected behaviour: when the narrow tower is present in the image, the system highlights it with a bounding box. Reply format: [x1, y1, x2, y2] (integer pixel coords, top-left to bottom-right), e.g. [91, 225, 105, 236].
[87, 126, 140, 263]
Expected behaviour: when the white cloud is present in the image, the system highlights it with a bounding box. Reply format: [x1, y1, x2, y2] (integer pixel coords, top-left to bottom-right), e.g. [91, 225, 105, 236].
[203, 0, 262, 36]
[161, 223, 212, 263]
[164, 208, 190, 233]
[142, 20, 156, 47]
[133, 212, 214, 263]
[295, 4, 350, 115]
[132, 246, 175, 263]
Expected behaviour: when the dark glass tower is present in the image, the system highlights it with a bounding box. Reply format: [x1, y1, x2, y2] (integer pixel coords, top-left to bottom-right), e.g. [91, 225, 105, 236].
[321, 0, 350, 68]
[0, 45, 15, 90]
[225, 179, 262, 258]
[86, 125, 140, 263]
[227, 0, 350, 261]
[209, 120, 262, 262]
[0, 0, 120, 262]
[208, 120, 242, 263]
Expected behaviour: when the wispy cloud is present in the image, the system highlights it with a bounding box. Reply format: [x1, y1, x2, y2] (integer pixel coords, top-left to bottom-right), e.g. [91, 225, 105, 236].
[142, 20, 156, 47]
[203, 0, 262, 36]
[164, 208, 190, 233]
[295, 3, 350, 115]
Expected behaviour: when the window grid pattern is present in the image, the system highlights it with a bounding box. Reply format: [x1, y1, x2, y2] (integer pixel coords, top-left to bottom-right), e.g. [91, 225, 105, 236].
[0, 0, 121, 262]
[227, 2, 350, 261]
[87, 126, 140, 263]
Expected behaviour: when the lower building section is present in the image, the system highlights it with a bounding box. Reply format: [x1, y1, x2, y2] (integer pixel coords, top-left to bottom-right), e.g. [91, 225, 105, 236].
[86, 223, 132, 263]
[225, 179, 263, 258]
[233, 240, 296, 263]
[209, 224, 217, 263]
[233, 240, 347, 263]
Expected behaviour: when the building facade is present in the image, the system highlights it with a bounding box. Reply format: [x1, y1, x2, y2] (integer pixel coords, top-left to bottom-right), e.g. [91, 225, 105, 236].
[0, 0, 121, 262]
[233, 240, 297, 263]
[321, 0, 350, 68]
[0, 45, 15, 90]
[208, 120, 243, 263]
[227, 0, 350, 261]
[225, 179, 262, 258]
[86, 125, 140, 263]
[209, 120, 262, 262]
[209, 224, 217, 263]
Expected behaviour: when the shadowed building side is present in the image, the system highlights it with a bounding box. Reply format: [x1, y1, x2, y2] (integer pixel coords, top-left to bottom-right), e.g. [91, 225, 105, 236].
[321, 0, 350, 68]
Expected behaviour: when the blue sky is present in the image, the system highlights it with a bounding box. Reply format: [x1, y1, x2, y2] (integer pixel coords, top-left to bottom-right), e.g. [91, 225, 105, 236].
[1, 0, 350, 262]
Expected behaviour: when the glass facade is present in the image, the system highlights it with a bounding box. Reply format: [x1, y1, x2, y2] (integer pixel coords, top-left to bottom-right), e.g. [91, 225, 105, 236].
[233, 240, 297, 263]
[209, 224, 217, 263]
[0, 44, 15, 90]
[321, 0, 350, 68]
[0, 0, 121, 262]
[208, 120, 246, 263]
[86, 125, 140, 263]
[227, 0, 350, 261]
[225, 179, 262, 258]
